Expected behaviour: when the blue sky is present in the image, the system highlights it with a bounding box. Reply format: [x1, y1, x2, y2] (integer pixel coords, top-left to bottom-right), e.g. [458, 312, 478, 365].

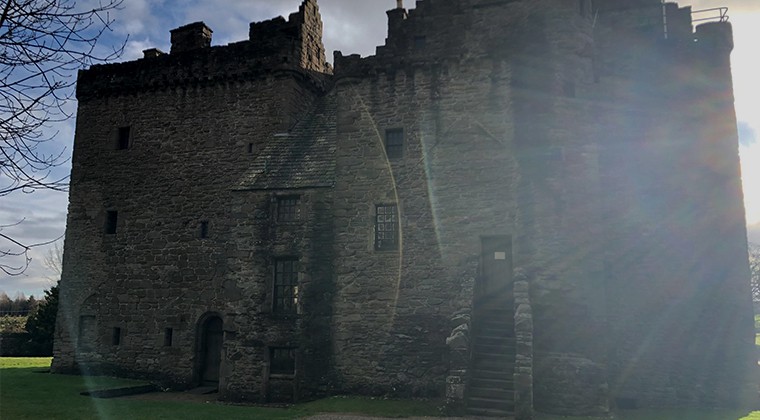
[1, 0, 758, 297]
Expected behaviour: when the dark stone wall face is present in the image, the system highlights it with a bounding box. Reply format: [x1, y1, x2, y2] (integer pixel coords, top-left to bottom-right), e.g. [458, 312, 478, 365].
[52, 75, 325, 396]
[330, 60, 516, 395]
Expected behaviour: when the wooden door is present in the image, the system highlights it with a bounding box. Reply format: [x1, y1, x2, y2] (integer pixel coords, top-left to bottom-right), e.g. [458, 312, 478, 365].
[477, 236, 513, 307]
[200, 317, 223, 384]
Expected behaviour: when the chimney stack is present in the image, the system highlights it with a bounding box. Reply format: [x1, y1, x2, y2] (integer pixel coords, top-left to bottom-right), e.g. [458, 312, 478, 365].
[170, 22, 213, 54]
[396, 0, 403, 9]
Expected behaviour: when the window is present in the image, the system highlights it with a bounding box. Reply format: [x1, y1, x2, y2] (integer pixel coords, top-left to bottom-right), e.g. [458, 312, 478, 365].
[112, 327, 121, 346]
[105, 210, 118, 234]
[375, 204, 399, 251]
[199, 221, 209, 239]
[270, 347, 296, 375]
[164, 328, 173, 347]
[414, 36, 426, 50]
[277, 196, 300, 222]
[247, 143, 255, 154]
[117, 126, 131, 150]
[385, 128, 403, 159]
[273, 258, 298, 313]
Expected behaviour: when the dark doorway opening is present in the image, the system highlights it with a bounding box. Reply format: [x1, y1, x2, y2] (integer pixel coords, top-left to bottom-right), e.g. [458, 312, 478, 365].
[198, 315, 223, 386]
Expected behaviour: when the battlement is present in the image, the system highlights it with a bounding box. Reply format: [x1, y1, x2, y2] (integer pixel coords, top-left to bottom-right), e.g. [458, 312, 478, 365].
[76, 0, 331, 99]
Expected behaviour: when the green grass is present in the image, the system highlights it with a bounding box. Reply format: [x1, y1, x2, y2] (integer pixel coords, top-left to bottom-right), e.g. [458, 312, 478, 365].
[0, 358, 441, 419]
[2, 358, 760, 419]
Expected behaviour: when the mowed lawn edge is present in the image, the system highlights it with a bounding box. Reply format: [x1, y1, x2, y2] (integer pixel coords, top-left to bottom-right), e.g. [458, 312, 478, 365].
[2, 358, 760, 419]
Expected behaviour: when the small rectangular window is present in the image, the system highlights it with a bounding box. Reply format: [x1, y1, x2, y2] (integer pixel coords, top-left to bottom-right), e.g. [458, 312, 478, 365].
[117, 126, 131, 150]
[375, 204, 399, 251]
[277, 196, 300, 222]
[112, 327, 121, 346]
[200, 221, 209, 239]
[270, 347, 296, 375]
[248, 143, 255, 154]
[414, 36, 426, 50]
[105, 211, 118, 234]
[385, 128, 403, 159]
[273, 258, 298, 313]
[164, 328, 173, 347]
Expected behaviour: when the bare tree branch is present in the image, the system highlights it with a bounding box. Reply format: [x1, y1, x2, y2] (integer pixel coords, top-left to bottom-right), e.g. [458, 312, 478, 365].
[1, 0, 125, 273]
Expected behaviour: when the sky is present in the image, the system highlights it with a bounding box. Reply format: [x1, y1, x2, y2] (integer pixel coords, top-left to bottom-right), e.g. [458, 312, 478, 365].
[0, 0, 758, 298]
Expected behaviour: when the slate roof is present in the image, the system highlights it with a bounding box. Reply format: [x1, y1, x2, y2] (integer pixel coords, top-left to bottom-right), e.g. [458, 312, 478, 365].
[235, 92, 336, 190]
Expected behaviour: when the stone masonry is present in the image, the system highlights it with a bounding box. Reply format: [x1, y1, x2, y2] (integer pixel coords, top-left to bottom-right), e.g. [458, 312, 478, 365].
[53, 0, 755, 417]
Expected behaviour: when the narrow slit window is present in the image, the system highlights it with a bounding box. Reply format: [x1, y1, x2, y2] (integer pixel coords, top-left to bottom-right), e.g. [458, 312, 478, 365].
[199, 221, 209, 239]
[105, 211, 118, 234]
[375, 204, 399, 251]
[112, 327, 121, 346]
[273, 258, 298, 313]
[117, 126, 131, 150]
[385, 128, 403, 159]
[248, 143, 255, 154]
[414, 36, 426, 50]
[164, 328, 173, 347]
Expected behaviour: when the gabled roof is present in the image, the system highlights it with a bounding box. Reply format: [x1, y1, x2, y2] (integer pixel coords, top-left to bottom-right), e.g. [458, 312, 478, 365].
[235, 92, 336, 190]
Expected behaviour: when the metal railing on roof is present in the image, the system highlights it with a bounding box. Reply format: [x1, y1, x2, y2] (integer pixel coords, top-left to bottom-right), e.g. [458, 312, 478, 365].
[692, 7, 729, 24]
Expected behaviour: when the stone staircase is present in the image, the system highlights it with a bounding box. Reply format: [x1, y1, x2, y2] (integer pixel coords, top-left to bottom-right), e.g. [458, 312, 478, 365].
[466, 301, 516, 418]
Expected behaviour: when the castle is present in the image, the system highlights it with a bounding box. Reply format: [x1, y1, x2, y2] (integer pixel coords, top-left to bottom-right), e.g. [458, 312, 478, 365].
[52, 0, 755, 417]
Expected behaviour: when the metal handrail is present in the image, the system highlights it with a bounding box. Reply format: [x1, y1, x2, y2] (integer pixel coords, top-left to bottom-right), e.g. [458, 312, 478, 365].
[692, 7, 729, 23]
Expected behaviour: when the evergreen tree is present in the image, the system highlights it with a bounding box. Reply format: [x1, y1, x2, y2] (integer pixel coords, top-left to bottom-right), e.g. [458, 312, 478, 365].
[24, 286, 58, 356]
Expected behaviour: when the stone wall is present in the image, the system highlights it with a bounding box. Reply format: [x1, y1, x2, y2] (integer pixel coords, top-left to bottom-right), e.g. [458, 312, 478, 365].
[53, 69, 325, 396]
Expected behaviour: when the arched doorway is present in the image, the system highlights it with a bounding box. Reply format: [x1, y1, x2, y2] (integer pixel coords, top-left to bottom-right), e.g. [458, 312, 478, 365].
[198, 315, 223, 386]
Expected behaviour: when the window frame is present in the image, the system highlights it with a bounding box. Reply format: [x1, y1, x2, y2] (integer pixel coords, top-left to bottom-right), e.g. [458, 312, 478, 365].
[269, 347, 296, 376]
[276, 196, 301, 223]
[112, 327, 122, 346]
[164, 328, 173, 347]
[105, 210, 118, 235]
[273, 257, 299, 314]
[374, 204, 399, 251]
[117, 126, 131, 150]
[199, 221, 209, 239]
[384, 128, 404, 159]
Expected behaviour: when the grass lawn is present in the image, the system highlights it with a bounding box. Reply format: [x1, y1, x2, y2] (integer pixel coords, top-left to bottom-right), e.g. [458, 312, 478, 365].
[0, 358, 439, 419]
[2, 357, 760, 419]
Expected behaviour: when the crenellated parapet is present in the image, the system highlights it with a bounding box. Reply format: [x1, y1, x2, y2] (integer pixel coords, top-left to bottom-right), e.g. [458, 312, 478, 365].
[77, 0, 331, 100]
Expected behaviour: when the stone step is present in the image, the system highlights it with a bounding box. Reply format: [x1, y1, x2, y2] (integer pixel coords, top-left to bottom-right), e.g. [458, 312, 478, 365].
[474, 342, 516, 355]
[475, 307, 514, 317]
[468, 386, 516, 400]
[471, 368, 513, 381]
[473, 335, 516, 346]
[470, 377, 514, 390]
[477, 319, 515, 329]
[475, 327, 515, 338]
[472, 358, 515, 371]
[465, 406, 515, 418]
[467, 396, 515, 411]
